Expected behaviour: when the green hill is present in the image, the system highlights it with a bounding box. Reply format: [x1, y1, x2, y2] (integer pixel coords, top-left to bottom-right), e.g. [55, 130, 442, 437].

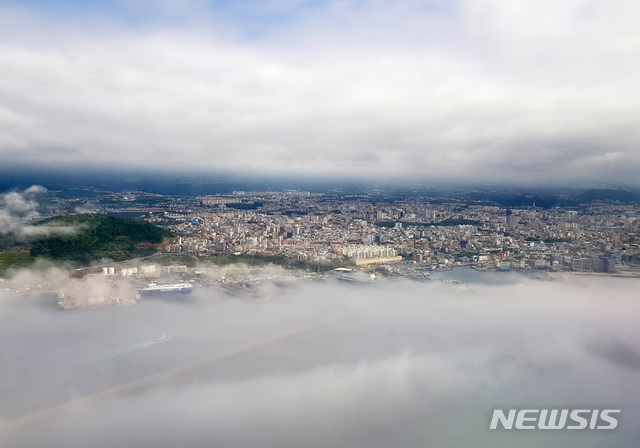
[28, 214, 173, 264]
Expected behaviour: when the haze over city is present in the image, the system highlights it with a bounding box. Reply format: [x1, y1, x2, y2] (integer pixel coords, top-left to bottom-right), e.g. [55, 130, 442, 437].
[1, 0, 640, 184]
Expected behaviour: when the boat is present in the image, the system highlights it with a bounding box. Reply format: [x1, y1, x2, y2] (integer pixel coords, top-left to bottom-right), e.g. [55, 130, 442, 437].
[338, 271, 376, 283]
[138, 282, 194, 297]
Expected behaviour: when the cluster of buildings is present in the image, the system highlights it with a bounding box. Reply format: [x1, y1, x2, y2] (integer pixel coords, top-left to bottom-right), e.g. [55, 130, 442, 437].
[103, 191, 640, 276]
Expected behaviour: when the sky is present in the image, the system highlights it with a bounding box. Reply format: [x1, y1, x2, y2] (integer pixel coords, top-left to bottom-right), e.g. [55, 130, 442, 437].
[1, 0, 639, 185]
[1, 273, 639, 447]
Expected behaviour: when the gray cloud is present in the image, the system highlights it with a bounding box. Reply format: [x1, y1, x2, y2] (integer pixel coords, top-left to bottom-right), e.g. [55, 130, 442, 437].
[0, 273, 639, 447]
[0, 1, 639, 184]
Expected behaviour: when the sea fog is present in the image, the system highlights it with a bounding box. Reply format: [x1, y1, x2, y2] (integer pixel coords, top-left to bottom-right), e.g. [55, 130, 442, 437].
[1, 273, 639, 447]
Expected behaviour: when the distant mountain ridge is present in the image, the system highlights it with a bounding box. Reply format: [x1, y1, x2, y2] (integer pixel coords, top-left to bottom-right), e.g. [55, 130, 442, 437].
[574, 189, 640, 203]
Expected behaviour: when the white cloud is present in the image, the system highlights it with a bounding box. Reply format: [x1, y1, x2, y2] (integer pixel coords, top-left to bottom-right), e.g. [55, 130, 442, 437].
[0, 190, 41, 228]
[0, 186, 75, 241]
[0, 0, 639, 184]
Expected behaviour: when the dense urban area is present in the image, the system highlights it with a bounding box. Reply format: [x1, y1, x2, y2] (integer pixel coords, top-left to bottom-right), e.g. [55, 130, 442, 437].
[3, 187, 640, 309]
[110, 189, 640, 275]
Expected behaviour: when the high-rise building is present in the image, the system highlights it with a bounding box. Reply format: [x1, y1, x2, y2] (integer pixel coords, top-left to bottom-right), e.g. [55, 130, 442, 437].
[506, 209, 514, 227]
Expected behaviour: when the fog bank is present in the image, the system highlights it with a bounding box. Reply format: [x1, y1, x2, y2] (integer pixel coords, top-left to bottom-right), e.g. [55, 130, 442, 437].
[1, 275, 639, 447]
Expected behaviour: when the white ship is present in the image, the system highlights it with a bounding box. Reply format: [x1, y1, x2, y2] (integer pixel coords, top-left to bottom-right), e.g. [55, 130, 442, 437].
[334, 268, 376, 283]
[138, 282, 194, 297]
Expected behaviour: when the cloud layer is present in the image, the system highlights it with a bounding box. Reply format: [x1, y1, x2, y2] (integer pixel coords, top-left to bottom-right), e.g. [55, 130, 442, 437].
[1, 274, 639, 447]
[1, 1, 639, 184]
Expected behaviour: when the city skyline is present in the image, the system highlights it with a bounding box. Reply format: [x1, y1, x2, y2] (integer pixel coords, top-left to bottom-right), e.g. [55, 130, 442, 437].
[1, 0, 639, 185]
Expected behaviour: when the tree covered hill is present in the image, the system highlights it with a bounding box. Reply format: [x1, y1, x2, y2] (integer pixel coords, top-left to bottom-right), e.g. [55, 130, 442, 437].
[28, 214, 173, 264]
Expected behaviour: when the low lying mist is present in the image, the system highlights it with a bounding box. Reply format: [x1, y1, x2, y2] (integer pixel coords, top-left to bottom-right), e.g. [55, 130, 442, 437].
[0, 186, 82, 247]
[1, 272, 639, 447]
